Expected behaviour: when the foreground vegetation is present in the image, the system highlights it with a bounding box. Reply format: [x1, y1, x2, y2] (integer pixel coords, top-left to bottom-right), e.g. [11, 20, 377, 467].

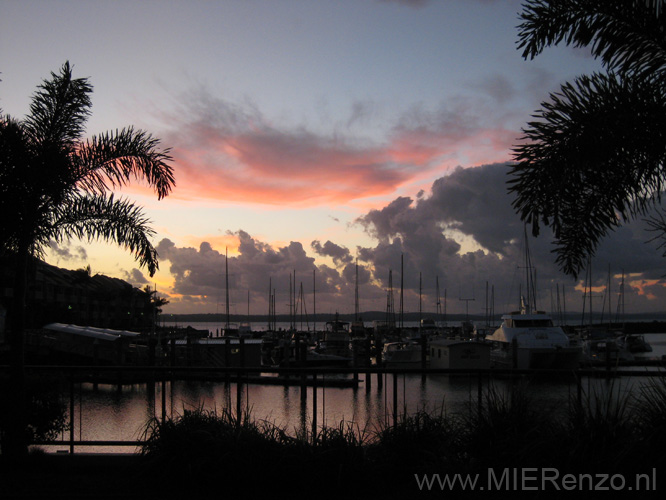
[135, 378, 666, 498]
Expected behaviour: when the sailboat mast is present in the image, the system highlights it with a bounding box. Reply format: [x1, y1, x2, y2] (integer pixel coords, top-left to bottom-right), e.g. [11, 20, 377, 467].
[589, 259, 593, 325]
[268, 277, 272, 331]
[485, 281, 489, 327]
[313, 269, 316, 332]
[225, 247, 230, 330]
[289, 272, 293, 330]
[399, 254, 404, 330]
[387, 269, 394, 327]
[523, 226, 536, 313]
[436, 276, 440, 315]
[607, 264, 612, 330]
[444, 288, 447, 326]
[355, 259, 359, 321]
[419, 272, 422, 327]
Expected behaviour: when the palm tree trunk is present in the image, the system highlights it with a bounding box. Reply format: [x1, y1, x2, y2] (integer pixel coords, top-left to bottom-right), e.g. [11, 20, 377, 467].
[4, 245, 29, 458]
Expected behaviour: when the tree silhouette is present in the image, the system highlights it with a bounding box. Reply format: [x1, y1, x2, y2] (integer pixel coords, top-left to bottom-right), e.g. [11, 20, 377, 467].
[508, 0, 666, 277]
[0, 62, 175, 457]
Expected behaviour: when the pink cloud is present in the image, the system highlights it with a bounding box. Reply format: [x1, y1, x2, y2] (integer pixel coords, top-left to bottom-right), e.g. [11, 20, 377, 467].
[159, 90, 517, 207]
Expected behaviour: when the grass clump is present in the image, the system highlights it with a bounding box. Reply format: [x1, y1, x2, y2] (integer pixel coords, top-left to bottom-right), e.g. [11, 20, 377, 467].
[137, 377, 666, 498]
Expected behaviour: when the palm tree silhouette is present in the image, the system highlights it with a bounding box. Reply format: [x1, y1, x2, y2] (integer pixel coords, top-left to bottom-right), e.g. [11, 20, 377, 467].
[509, 0, 666, 278]
[0, 61, 175, 457]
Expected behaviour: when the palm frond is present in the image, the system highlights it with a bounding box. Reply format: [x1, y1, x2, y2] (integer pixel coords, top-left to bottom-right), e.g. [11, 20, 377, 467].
[22, 61, 92, 148]
[509, 72, 666, 277]
[74, 127, 174, 199]
[645, 206, 666, 259]
[0, 115, 57, 257]
[49, 192, 159, 276]
[517, 0, 666, 81]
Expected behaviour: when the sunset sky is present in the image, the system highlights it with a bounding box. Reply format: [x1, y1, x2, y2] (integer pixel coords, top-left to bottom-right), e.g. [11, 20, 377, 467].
[2, 0, 665, 319]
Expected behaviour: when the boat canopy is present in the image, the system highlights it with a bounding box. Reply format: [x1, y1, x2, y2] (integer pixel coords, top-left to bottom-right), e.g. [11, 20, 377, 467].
[43, 323, 140, 342]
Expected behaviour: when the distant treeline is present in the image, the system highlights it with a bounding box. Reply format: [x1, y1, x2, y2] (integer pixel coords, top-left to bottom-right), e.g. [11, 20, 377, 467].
[161, 311, 428, 324]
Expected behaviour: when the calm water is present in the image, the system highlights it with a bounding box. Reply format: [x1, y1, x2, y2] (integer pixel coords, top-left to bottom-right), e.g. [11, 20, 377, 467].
[40, 332, 666, 454]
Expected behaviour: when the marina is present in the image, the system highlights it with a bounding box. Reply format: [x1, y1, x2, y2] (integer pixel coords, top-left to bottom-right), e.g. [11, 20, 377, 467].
[17, 329, 666, 455]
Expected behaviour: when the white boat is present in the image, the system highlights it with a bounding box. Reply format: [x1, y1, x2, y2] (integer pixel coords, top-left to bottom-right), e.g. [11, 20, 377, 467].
[382, 341, 425, 368]
[616, 333, 652, 354]
[486, 299, 582, 370]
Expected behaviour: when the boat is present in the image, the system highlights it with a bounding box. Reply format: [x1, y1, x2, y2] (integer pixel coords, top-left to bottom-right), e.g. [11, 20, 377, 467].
[221, 322, 239, 337]
[238, 321, 254, 338]
[429, 338, 491, 370]
[616, 333, 652, 354]
[485, 228, 582, 370]
[419, 317, 439, 338]
[261, 331, 351, 367]
[582, 331, 634, 365]
[313, 314, 353, 363]
[485, 300, 582, 370]
[382, 340, 425, 368]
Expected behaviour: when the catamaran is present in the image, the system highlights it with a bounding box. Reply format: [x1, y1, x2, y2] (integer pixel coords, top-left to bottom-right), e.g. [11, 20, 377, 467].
[486, 297, 582, 370]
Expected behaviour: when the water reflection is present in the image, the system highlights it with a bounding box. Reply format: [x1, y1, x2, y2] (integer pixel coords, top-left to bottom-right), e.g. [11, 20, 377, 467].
[41, 364, 666, 453]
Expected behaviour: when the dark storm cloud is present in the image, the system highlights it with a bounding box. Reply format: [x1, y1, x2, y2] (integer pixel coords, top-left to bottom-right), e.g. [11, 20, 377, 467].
[427, 164, 520, 254]
[311, 240, 353, 266]
[354, 163, 666, 313]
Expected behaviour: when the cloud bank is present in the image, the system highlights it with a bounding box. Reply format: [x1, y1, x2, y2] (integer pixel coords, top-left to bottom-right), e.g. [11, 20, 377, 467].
[152, 163, 666, 317]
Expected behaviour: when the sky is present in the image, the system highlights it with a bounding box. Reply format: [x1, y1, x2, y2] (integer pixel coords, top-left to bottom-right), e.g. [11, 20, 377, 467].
[1, 0, 665, 320]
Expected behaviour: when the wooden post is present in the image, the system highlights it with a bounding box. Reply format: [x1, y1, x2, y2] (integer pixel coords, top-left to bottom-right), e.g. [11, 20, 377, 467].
[576, 371, 582, 407]
[312, 372, 317, 444]
[392, 371, 398, 429]
[148, 336, 156, 367]
[225, 338, 231, 385]
[477, 370, 483, 417]
[365, 337, 372, 392]
[301, 364, 307, 406]
[237, 339, 244, 424]
[421, 332, 427, 382]
[376, 339, 383, 389]
[236, 376, 242, 426]
[69, 378, 75, 454]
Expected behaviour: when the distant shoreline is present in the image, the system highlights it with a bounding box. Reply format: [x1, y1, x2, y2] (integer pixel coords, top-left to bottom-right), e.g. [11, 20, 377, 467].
[160, 311, 666, 327]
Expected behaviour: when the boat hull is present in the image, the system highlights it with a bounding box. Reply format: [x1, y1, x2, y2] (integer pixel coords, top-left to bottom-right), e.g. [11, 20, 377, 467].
[490, 346, 582, 370]
[382, 342, 426, 368]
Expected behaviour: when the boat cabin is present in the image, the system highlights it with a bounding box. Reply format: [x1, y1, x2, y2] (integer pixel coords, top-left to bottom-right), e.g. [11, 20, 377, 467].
[430, 339, 491, 370]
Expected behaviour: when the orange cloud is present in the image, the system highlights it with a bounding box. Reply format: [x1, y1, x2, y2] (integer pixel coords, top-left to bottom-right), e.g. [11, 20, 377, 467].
[629, 278, 662, 300]
[169, 134, 419, 206]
